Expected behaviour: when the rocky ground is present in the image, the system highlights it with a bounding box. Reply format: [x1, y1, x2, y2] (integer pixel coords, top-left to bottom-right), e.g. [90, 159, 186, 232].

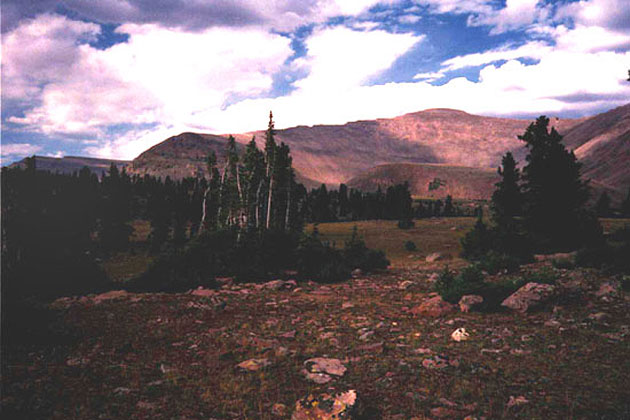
[2, 263, 630, 419]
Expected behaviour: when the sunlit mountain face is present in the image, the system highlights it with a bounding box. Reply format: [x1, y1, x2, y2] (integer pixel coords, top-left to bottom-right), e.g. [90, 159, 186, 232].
[2, 0, 629, 164]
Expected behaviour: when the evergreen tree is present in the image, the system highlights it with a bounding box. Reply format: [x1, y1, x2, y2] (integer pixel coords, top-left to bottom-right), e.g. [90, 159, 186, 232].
[491, 152, 522, 230]
[519, 116, 595, 250]
[622, 188, 630, 217]
[595, 191, 611, 218]
[443, 195, 455, 217]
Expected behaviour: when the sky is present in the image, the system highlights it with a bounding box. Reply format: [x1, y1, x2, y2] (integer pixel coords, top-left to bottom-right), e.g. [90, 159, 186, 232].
[1, 0, 629, 164]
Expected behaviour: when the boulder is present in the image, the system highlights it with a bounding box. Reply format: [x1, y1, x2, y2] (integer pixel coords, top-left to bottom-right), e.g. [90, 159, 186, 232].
[92, 290, 129, 304]
[594, 281, 619, 300]
[292, 390, 361, 420]
[411, 296, 457, 317]
[263, 280, 296, 291]
[501, 282, 556, 313]
[399, 280, 414, 290]
[302, 358, 347, 384]
[237, 358, 270, 372]
[425, 252, 443, 263]
[459, 294, 484, 313]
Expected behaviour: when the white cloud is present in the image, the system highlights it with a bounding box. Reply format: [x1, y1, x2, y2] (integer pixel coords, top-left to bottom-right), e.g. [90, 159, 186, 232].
[3, 14, 293, 138]
[3, 0, 400, 32]
[470, 0, 547, 34]
[556, 0, 630, 31]
[1, 143, 43, 157]
[440, 40, 552, 71]
[412, 71, 445, 82]
[398, 14, 422, 24]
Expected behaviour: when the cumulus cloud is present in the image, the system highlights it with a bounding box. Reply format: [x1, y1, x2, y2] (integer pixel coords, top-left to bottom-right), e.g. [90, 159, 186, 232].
[1, 143, 43, 157]
[469, 0, 550, 34]
[3, 14, 293, 137]
[1, 0, 395, 32]
[556, 0, 630, 31]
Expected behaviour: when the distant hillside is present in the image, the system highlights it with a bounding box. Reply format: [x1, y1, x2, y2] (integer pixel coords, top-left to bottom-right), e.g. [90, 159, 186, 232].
[347, 163, 499, 199]
[562, 103, 630, 199]
[9, 105, 628, 201]
[8, 155, 130, 177]
[130, 132, 321, 189]
[234, 109, 582, 186]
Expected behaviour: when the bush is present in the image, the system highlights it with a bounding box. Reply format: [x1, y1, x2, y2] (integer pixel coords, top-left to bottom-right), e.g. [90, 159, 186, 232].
[404, 240, 417, 252]
[575, 241, 630, 275]
[520, 267, 557, 285]
[552, 258, 575, 270]
[460, 217, 493, 260]
[343, 226, 389, 273]
[476, 251, 523, 274]
[128, 228, 300, 292]
[434, 265, 485, 303]
[397, 218, 415, 229]
[296, 232, 350, 283]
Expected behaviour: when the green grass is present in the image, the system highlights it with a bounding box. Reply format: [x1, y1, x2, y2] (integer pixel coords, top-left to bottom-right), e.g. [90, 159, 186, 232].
[307, 218, 476, 268]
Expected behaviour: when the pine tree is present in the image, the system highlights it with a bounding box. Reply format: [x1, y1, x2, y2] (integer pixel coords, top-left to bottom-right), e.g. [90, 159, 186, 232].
[491, 152, 521, 230]
[595, 191, 611, 217]
[519, 116, 595, 250]
[443, 195, 455, 217]
[622, 188, 630, 217]
[264, 112, 277, 229]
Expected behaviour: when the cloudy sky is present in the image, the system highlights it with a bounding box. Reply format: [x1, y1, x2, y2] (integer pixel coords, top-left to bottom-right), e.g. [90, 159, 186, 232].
[1, 0, 629, 163]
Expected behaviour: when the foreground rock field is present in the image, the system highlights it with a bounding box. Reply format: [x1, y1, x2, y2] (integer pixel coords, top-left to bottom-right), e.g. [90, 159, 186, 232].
[3, 262, 630, 419]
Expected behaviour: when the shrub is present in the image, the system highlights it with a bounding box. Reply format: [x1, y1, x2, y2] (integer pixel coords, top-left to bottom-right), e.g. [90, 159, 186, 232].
[552, 258, 575, 270]
[296, 232, 350, 283]
[520, 267, 557, 285]
[576, 241, 630, 275]
[476, 251, 522, 274]
[434, 265, 485, 304]
[128, 228, 300, 292]
[397, 218, 415, 229]
[460, 217, 493, 260]
[343, 226, 389, 273]
[404, 240, 417, 252]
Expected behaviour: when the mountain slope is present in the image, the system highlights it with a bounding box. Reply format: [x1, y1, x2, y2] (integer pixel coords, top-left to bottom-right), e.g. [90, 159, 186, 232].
[8, 155, 130, 177]
[347, 163, 499, 199]
[234, 109, 582, 186]
[562, 103, 630, 195]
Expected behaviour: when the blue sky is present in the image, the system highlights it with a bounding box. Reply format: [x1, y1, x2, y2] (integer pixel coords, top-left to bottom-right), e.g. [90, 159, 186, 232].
[2, 0, 629, 163]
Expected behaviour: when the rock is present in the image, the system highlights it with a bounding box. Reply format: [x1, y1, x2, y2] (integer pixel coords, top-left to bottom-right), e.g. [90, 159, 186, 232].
[215, 277, 234, 287]
[427, 272, 440, 283]
[451, 328, 470, 342]
[302, 358, 346, 383]
[191, 287, 215, 297]
[399, 280, 414, 290]
[292, 390, 361, 420]
[459, 294, 484, 313]
[272, 403, 288, 417]
[411, 296, 457, 317]
[263, 280, 296, 291]
[92, 290, 129, 304]
[501, 282, 556, 313]
[507, 395, 529, 408]
[588, 312, 608, 322]
[431, 407, 460, 418]
[425, 252, 443, 263]
[342, 301, 355, 309]
[237, 358, 271, 372]
[351, 268, 363, 278]
[304, 357, 347, 376]
[534, 252, 576, 262]
[595, 282, 619, 299]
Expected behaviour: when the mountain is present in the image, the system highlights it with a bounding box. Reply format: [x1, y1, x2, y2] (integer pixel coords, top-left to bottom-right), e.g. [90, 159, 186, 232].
[130, 132, 322, 189]
[234, 109, 583, 186]
[8, 155, 130, 177]
[562, 103, 630, 200]
[8, 105, 628, 202]
[347, 163, 499, 199]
